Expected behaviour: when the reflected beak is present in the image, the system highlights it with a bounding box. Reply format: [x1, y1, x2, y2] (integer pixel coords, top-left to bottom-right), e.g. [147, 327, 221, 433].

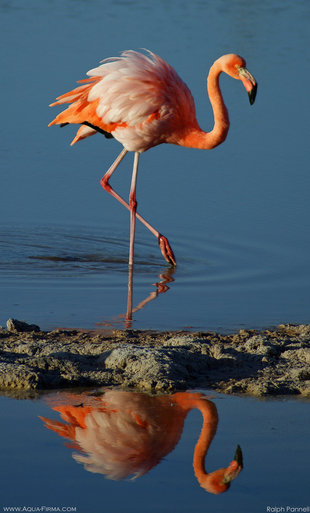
[234, 444, 244, 468]
[222, 445, 244, 484]
[239, 67, 257, 105]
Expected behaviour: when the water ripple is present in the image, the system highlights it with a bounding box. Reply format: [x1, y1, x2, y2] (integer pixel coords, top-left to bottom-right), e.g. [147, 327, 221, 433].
[0, 223, 305, 291]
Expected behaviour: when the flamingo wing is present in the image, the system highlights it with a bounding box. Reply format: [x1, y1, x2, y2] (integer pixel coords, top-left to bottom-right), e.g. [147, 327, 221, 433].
[49, 50, 198, 152]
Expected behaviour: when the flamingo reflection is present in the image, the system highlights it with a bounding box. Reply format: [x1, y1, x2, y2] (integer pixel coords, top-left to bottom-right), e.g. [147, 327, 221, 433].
[40, 389, 242, 494]
[97, 265, 175, 329]
[125, 264, 175, 327]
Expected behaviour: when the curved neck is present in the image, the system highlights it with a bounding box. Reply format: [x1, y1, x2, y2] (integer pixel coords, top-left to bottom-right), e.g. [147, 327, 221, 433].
[173, 393, 218, 479]
[180, 60, 230, 150]
[192, 397, 218, 481]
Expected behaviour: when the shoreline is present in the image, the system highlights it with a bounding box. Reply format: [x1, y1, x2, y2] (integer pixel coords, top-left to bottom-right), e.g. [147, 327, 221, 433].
[0, 319, 309, 397]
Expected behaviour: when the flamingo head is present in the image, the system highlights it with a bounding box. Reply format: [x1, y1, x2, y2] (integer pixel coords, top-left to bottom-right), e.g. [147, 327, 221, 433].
[221, 54, 258, 105]
[198, 444, 244, 495]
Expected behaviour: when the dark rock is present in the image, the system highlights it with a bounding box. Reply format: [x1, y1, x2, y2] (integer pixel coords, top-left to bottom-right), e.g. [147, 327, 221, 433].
[6, 318, 41, 333]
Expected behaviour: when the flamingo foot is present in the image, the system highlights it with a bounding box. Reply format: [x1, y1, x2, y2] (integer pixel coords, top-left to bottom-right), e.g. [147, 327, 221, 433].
[158, 235, 176, 266]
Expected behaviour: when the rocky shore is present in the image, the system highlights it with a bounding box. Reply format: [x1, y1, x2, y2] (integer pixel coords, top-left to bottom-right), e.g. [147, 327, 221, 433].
[0, 319, 309, 397]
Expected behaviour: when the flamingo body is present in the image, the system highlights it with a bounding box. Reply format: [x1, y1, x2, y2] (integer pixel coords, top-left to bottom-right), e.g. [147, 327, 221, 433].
[49, 50, 257, 267]
[40, 390, 243, 493]
[49, 50, 198, 152]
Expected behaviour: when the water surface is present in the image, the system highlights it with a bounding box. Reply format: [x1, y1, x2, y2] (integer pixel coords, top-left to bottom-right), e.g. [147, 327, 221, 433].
[1, 0, 310, 331]
[0, 390, 308, 513]
[1, 1, 310, 331]
[1, 222, 309, 332]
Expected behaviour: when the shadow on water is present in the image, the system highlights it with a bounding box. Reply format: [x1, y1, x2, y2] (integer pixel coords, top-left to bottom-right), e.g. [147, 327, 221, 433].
[39, 389, 242, 495]
[0, 225, 132, 275]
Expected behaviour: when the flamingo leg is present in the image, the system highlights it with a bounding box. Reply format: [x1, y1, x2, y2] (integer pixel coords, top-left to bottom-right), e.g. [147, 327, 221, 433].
[129, 152, 139, 267]
[100, 150, 176, 265]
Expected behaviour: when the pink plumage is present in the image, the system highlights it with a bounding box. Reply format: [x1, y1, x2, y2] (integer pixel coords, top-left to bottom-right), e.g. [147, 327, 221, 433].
[49, 49, 257, 272]
[49, 50, 197, 152]
[40, 390, 243, 493]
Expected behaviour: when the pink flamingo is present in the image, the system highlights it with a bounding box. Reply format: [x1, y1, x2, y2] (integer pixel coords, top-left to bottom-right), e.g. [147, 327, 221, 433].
[49, 50, 257, 266]
[40, 390, 243, 494]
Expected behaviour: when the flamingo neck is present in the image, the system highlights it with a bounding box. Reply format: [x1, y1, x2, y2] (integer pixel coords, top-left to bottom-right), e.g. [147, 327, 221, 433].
[180, 60, 230, 150]
[173, 393, 218, 483]
[192, 398, 218, 482]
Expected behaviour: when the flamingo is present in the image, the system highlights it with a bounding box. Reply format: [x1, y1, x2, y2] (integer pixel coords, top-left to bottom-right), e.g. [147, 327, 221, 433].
[49, 50, 257, 266]
[40, 390, 243, 494]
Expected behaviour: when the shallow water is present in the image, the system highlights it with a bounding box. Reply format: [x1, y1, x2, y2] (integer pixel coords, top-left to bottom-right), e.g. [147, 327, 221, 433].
[1, 0, 310, 331]
[1, 222, 309, 332]
[0, 390, 308, 513]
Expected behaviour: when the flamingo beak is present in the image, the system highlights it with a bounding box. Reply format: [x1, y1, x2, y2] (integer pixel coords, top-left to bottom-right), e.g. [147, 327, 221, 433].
[222, 444, 244, 484]
[234, 444, 244, 468]
[238, 67, 257, 105]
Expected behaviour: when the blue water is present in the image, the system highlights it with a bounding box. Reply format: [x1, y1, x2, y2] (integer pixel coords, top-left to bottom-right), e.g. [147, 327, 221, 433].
[0, 390, 308, 513]
[1, 221, 309, 332]
[1, 0, 310, 332]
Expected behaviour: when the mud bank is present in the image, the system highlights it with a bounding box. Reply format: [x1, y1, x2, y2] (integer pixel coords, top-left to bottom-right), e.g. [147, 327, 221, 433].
[0, 319, 309, 397]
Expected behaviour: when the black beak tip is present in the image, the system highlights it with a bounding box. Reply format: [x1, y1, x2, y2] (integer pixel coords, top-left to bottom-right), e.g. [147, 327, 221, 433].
[234, 444, 244, 468]
[248, 83, 258, 105]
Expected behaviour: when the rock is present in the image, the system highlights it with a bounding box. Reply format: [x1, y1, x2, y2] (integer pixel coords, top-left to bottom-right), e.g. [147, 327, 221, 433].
[6, 318, 40, 333]
[0, 322, 309, 396]
[103, 345, 191, 391]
